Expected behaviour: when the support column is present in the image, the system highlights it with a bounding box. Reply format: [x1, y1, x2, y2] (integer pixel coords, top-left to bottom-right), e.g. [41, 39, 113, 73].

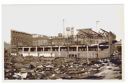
[28, 47, 30, 56]
[58, 46, 61, 57]
[36, 46, 37, 52]
[43, 47, 44, 52]
[36, 46, 38, 56]
[87, 45, 89, 64]
[76, 46, 78, 58]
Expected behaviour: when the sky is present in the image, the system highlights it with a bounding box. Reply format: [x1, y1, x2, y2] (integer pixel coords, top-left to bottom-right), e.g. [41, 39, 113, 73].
[2, 4, 124, 43]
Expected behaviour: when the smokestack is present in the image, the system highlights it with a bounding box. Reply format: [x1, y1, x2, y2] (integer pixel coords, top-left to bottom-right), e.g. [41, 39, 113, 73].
[63, 19, 65, 37]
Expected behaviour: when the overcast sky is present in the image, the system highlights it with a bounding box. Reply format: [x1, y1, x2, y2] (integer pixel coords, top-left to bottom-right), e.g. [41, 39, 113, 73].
[2, 4, 123, 43]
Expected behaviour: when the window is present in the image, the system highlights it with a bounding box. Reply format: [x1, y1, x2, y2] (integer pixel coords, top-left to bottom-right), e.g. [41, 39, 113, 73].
[24, 48, 29, 51]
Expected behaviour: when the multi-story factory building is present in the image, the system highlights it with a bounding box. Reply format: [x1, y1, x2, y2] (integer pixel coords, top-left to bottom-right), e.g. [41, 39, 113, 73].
[10, 28, 117, 59]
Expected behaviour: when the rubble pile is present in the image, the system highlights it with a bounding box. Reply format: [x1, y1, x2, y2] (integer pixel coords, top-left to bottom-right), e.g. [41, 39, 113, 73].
[4, 51, 122, 80]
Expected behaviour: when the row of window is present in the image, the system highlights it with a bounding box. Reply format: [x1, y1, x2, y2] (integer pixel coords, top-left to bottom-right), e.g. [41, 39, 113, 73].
[18, 47, 99, 51]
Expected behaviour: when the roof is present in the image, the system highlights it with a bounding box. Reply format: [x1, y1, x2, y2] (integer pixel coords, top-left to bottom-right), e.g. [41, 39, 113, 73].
[77, 28, 103, 38]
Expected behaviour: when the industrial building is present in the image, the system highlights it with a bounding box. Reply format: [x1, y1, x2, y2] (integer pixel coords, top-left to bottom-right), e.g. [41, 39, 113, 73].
[10, 27, 117, 59]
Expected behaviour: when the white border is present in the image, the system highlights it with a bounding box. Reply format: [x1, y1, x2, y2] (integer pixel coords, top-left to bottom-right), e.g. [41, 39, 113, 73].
[0, 0, 126, 4]
[0, 0, 127, 84]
